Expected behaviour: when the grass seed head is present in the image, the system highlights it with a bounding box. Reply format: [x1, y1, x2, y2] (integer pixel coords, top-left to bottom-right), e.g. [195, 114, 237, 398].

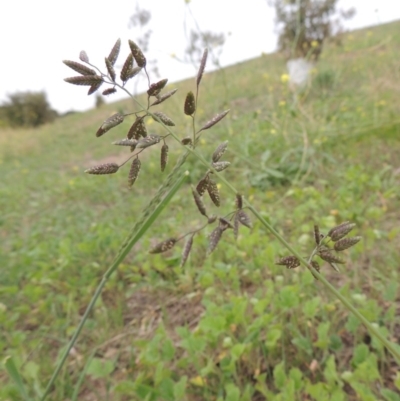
[181, 137, 193, 146]
[112, 138, 138, 147]
[181, 234, 194, 267]
[207, 179, 220, 207]
[184, 91, 196, 116]
[235, 193, 243, 209]
[85, 163, 119, 175]
[105, 57, 116, 82]
[234, 214, 240, 239]
[152, 111, 175, 126]
[128, 158, 141, 187]
[64, 75, 103, 86]
[160, 144, 169, 172]
[149, 238, 177, 254]
[127, 117, 147, 139]
[276, 255, 300, 269]
[207, 215, 218, 224]
[328, 222, 356, 241]
[137, 134, 161, 149]
[237, 210, 252, 228]
[208, 226, 223, 254]
[96, 113, 124, 137]
[318, 249, 345, 264]
[120, 53, 134, 83]
[128, 39, 146, 68]
[107, 38, 121, 66]
[212, 141, 228, 163]
[196, 48, 208, 87]
[219, 217, 233, 230]
[191, 186, 207, 217]
[334, 236, 361, 251]
[63, 60, 96, 76]
[102, 88, 117, 96]
[151, 89, 178, 106]
[87, 80, 103, 95]
[147, 78, 168, 97]
[314, 225, 321, 245]
[196, 175, 209, 196]
[79, 50, 89, 63]
[211, 161, 230, 172]
[199, 109, 230, 132]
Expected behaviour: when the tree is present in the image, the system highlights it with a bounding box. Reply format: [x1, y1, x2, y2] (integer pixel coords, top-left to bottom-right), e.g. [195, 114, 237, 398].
[269, 0, 355, 60]
[0, 91, 57, 128]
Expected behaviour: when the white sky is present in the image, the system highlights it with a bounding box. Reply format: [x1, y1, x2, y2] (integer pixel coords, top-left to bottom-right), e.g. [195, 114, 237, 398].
[1, 0, 399, 114]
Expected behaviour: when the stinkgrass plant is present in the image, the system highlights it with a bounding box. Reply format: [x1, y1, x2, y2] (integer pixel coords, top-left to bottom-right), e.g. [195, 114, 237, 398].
[9, 37, 395, 400]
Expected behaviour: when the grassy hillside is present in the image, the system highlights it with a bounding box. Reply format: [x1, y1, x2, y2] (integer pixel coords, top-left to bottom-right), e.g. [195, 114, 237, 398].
[1, 20, 400, 400]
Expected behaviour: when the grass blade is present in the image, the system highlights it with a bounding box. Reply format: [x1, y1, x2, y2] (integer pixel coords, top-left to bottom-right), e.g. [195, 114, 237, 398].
[4, 356, 29, 401]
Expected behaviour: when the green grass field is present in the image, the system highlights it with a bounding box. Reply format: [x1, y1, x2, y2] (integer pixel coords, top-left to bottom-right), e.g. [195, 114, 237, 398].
[1, 20, 400, 401]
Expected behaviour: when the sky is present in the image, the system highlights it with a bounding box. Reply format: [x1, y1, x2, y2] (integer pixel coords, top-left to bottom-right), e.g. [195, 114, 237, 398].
[1, 0, 399, 114]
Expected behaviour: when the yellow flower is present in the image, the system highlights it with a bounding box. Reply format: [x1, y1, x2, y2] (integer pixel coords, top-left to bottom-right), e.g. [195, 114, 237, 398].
[263, 73, 269, 80]
[311, 40, 318, 48]
[270, 129, 276, 135]
[280, 73, 290, 84]
[279, 100, 286, 107]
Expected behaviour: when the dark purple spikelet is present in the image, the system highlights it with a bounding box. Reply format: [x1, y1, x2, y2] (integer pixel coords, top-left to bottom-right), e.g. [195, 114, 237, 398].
[207, 179, 220, 207]
[328, 222, 355, 241]
[237, 210, 252, 228]
[128, 40, 146, 68]
[181, 234, 194, 267]
[276, 255, 300, 269]
[334, 236, 361, 251]
[105, 57, 116, 82]
[211, 161, 230, 172]
[208, 226, 223, 255]
[147, 79, 168, 97]
[196, 48, 208, 87]
[184, 91, 196, 116]
[199, 110, 230, 132]
[64, 75, 103, 86]
[191, 186, 207, 217]
[63, 60, 96, 76]
[87, 80, 103, 95]
[107, 38, 121, 66]
[149, 238, 177, 254]
[127, 117, 147, 139]
[120, 53, 134, 83]
[96, 113, 124, 137]
[128, 158, 141, 187]
[196, 175, 209, 196]
[137, 134, 161, 149]
[79, 50, 89, 63]
[181, 137, 193, 146]
[160, 144, 169, 172]
[102, 88, 117, 96]
[152, 111, 175, 126]
[212, 141, 228, 163]
[151, 89, 178, 106]
[85, 163, 119, 175]
[235, 193, 243, 209]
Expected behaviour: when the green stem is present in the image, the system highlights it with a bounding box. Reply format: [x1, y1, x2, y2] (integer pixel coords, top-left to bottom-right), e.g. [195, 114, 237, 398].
[41, 172, 188, 401]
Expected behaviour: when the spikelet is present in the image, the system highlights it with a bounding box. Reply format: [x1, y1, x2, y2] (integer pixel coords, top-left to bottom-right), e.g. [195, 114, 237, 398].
[105, 57, 116, 82]
[151, 89, 178, 106]
[79, 50, 89, 63]
[181, 137, 192, 146]
[181, 234, 194, 267]
[310, 260, 320, 280]
[219, 217, 233, 230]
[198, 110, 230, 132]
[85, 163, 119, 175]
[112, 138, 138, 147]
[126, 66, 142, 80]
[160, 144, 169, 172]
[184, 91, 196, 116]
[328, 222, 356, 241]
[63, 60, 96, 76]
[128, 40, 146, 68]
[276, 256, 300, 269]
[96, 113, 124, 137]
[137, 134, 161, 149]
[102, 88, 117, 96]
[191, 186, 207, 217]
[314, 225, 321, 245]
[149, 238, 177, 254]
[208, 226, 223, 255]
[152, 111, 175, 126]
[120, 53, 134, 83]
[128, 158, 141, 187]
[212, 141, 228, 163]
[211, 161, 230, 172]
[107, 38, 121, 66]
[88, 80, 103, 95]
[234, 214, 240, 240]
[196, 48, 208, 87]
[127, 117, 146, 139]
[207, 215, 217, 224]
[207, 179, 220, 207]
[334, 236, 361, 251]
[64, 75, 103, 86]
[237, 210, 252, 228]
[196, 176, 209, 196]
[318, 249, 345, 264]
[147, 79, 168, 97]
[235, 193, 243, 209]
